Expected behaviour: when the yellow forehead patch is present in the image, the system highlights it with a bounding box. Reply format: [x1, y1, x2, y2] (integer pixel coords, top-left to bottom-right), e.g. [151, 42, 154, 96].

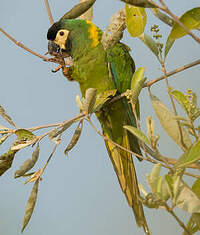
[86, 20, 99, 48]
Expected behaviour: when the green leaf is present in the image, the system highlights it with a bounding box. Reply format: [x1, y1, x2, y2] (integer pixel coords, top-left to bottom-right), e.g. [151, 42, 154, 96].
[192, 179, 200, 199]
[0, 150, 16, 176]
[147, 164, 170, 201]
[64, 120, 83, 156]
[21, 179, 39, 232]
[169, 7, 200, 40]
[164, 38, 174, 58]
[125, 4, 147, 37]
[131, 67, 145, 91]
[156, 176, 162, 195]
[165, 175, 200, 213]
[83, 88, 97, 114]
[124, 125, 151, 146]
[14, 143, 40, 178]
[48, 120, 74, 143]
[150, 93, 192, 151]
[173, 175, 182, 205]
[138, 33, 159, 58]
[79, 0, 93, 21]
[0, 105, 17, 128]
[15, 129, 35, 140]
[161, 178, 170, 201]
[175, 181, 200, 213]
[121, 0, 156, 8]
[11, 129, 37, 151]
[149, 163, 161, 193]
[171, 90, 189, 113]
[165, 174, 173, 199]
[131, 67, 146, 103]
[171, 89, 200, 121]
[60, 0, 96, 20]
[76, 95, 83, 111]
[175, 140, 200, 168]
[165, 7, 200, 57]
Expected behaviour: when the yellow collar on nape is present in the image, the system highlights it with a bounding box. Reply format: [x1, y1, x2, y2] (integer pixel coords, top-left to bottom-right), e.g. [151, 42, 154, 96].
[54, 29, 69, 49]
[86, 20, 99, 48]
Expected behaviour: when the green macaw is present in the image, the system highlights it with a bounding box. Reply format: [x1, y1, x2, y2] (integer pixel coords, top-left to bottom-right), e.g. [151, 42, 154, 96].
[47, 19, 149, 233]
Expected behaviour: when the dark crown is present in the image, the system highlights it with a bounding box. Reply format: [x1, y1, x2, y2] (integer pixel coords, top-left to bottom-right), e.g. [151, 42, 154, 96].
[47, 22, 61, 40]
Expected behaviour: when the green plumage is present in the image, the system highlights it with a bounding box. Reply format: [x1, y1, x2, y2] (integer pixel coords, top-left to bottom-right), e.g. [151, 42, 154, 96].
[47, 19, 149, 233]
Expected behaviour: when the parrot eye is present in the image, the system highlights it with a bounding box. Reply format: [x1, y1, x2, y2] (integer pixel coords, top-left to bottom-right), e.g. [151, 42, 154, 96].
[59, 31, 64, 36]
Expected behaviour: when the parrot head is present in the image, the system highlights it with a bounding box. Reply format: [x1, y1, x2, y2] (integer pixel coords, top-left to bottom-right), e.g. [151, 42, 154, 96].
[47, 21, 72, 56]
[47, 19, 101, 57]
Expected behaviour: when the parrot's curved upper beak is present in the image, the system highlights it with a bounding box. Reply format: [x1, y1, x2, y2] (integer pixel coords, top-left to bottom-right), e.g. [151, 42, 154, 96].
[48, 41, 61, 56]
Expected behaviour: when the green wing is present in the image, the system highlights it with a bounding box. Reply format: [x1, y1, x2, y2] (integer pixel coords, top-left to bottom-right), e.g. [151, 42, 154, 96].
[96, 43, 149, 233]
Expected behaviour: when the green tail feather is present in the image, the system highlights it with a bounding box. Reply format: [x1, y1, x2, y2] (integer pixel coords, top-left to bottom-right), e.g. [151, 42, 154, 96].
[96, 99, 150, 233]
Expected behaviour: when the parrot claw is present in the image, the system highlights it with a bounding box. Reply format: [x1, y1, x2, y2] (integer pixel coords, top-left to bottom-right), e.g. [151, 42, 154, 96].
[51, 65, 62, 73]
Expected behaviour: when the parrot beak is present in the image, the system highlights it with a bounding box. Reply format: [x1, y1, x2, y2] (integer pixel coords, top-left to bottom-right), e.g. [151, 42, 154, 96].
[48, 41, 61, 56]
[48, 41, 69, 58]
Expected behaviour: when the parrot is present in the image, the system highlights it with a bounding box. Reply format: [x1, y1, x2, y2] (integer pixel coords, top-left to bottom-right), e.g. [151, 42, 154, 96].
[47, 19, 149, 233]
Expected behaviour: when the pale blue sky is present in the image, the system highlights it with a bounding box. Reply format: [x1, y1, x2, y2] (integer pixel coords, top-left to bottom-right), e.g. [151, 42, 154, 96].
[0, 1, 199, 235]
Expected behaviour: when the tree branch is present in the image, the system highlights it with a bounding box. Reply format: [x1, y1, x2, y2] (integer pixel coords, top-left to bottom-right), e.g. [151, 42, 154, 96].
[0, 28, 48, 61]
[145, 59, 200, 87]
[44, 0, 54, 25]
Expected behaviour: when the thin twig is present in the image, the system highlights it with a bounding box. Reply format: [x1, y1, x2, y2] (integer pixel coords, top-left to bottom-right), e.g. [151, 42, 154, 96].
[145, 59, 200, 87]
[43, 140, 59, 170]
[0, 28, 49, 61]
[164, 202, 192, 235]
[44, 0, 54, 25]
[29, 113, 85, 132]
[35, 113, 85, 142]
[28, 122, 64, 132]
